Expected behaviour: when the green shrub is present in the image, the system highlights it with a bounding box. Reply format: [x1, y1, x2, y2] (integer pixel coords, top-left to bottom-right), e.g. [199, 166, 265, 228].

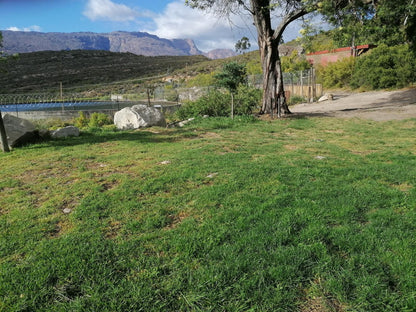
[351, 44, 416, 90]
[175, 89, 230, 119]
[74, 112, 112, 129]
[316, 56, 356, 89]
[74, 111, 88, 129]
[288, 95, 307, 105]
[234, 85, 261, 115]
[316, 44, 416, 90]
[175, 86, 261, 120]
[88, 112, 112, 128]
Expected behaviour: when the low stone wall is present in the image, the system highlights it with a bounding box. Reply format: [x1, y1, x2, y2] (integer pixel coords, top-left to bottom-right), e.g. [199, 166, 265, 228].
[4, 104, 181, 122]
[4, 110, 116, 121]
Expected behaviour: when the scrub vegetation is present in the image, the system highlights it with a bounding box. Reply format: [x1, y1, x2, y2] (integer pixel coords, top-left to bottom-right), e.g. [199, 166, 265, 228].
[1, 116, 415, 311]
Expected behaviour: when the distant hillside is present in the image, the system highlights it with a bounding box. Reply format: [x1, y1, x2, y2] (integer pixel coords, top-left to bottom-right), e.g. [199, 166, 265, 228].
[0, 50, 208, 93]
[1, 30, 234, 59]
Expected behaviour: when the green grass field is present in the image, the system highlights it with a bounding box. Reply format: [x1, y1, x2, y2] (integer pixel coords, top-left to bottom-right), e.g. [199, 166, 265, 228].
[1, 116, 415, 311]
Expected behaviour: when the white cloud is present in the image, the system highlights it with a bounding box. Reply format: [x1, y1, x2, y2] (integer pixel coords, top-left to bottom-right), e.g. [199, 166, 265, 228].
[147, 1, 254, 52]
[146, 1, 311, 52]
[83, 0, 140, 22]
[7, 25, 42, 32]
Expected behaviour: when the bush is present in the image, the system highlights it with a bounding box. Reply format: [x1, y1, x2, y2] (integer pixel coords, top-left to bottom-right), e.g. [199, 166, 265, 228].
[74, 112, 112, 129]
[351, 44, 416, 89]
[175, 86, 261, 120]
[316, 44, 416, 90]
[74, 111, 88, 129]
[175, 89, 230, 120]
[234, 85, 261, 115]
[88, 112, 112, 128]
[288, 95, 307, 105]
[316, 56, 356, 89]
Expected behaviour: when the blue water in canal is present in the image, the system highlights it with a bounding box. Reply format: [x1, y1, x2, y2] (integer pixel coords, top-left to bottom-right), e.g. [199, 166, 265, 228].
[0, 101, 121, 112]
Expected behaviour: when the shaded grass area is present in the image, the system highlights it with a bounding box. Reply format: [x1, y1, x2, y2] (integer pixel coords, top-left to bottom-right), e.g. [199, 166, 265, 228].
[0, 116, 415, 311]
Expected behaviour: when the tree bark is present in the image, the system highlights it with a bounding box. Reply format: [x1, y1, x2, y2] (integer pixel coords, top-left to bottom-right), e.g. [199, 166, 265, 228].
[251, 0, 308, 117]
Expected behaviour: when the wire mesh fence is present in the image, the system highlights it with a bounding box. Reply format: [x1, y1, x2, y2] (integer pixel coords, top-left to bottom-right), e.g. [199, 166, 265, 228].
[249, 68, 323, 103]
[0, 69, 323, 114]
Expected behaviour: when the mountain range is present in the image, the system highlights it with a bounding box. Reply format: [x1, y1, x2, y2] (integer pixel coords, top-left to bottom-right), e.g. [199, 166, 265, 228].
[1, 30, 236, 59]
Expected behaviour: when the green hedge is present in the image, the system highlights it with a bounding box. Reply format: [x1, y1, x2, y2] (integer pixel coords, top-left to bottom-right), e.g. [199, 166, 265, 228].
[317, 44, 416, 90]
[351, 44, 416, 89]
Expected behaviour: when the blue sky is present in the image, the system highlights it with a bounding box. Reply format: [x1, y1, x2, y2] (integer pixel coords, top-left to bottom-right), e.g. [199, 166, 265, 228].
[0, 0, 312, 52]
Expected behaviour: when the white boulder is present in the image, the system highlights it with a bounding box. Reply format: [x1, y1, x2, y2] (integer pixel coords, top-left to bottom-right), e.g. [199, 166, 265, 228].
[51, 126, 80, 138]
[114, 105, 166, 130]
[318, 93, 334, 102]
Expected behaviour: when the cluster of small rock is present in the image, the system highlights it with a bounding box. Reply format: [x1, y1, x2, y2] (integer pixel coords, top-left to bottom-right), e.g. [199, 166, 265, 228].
[2, 104, 195, 149]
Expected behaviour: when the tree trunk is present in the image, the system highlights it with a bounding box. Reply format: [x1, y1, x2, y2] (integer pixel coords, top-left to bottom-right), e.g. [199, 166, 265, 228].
[251, 0, 292, 117]
[257, 35, 291, 117]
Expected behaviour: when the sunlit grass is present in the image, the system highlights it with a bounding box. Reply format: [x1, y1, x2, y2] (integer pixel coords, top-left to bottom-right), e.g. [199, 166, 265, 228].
[1, 116, 415, 311]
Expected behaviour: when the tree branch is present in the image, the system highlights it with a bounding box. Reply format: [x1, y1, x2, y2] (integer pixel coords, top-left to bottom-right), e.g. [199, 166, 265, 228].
[272, 7, 309, 42]
[238, 0, 254, 15]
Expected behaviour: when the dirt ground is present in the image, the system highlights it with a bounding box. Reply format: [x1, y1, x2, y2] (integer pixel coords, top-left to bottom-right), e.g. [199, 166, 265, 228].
[290, 87, 416, 121]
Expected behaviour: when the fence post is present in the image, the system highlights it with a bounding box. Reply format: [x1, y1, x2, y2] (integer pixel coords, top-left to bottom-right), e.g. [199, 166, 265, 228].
[0, 111, 10, 152]
[312, 68, 316, 101]
[300, 70, 304, 98]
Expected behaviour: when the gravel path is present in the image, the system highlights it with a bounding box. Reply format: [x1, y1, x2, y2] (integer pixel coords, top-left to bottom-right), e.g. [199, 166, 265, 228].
[290, 88, 416, 121]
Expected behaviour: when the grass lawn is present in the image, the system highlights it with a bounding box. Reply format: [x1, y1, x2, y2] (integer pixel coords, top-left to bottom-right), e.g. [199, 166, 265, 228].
[0, 116, 415, 311]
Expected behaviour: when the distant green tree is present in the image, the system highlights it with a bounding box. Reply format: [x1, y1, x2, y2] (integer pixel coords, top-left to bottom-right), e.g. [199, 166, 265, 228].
[214, 62, 247, 92]
[235, 37, 251, 54]
[214, 62, 248, 119]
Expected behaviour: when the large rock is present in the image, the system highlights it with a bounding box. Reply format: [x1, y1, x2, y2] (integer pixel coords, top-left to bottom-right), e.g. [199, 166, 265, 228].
[114, 105, 166, 130]
[51, 126, 80, 138]
[3, 114, 38, 147]
[318, 93, 334, 102]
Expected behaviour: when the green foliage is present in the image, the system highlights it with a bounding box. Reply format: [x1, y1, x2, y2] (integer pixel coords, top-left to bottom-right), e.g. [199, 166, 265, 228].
[74, 111, 88, 129]
[316, 44, 416, 90]
[88, 112, 112, 128]
[176, 85, 261, 120]
[186, 72, 216, 87]
[351, 44, 416, 90]
[32, 118, 72, 131]
[214, 61, 247, 92]
[322, 0, 415, 48]
[281, 51, 312, 73]
[288, 95, 307, 105]
[175, 89, 230, 119]
[316, 56, 356, 89]
[296, 30, 336, 52]
[234, 85, 262, 115]
[235, 36, 251, 54]
[246, 58, 262, 75]
[74, 112, 112, 129]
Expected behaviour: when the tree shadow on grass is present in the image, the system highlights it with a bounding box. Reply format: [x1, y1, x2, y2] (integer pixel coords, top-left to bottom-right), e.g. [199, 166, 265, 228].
[28, 127, 198, 150]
